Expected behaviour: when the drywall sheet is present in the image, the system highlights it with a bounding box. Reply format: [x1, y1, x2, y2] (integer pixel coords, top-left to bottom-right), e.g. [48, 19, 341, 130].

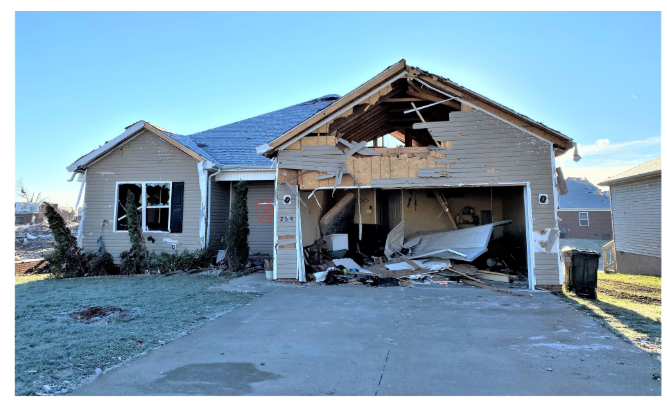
[533, 228, 560, 253]
[410, 220, 512, 261]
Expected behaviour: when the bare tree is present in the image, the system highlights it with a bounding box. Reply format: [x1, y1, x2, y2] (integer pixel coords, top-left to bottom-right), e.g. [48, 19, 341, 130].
[16, 178, 47, 203]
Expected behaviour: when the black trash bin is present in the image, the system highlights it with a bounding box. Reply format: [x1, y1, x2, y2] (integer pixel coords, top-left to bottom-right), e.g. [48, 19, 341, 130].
[562, 248, 600, 299]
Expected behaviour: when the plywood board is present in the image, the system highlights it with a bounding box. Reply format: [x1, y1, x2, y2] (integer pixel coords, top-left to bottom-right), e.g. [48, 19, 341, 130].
[354, 157, 372, 186]
[340, 157, 355, 186]
[303, 171, 323, 190]
[278, 168, 298, 185]
[285, 140, 302, 150]
[301, 137, 319, 148]
[381, 157, 391, 178]
[390, 156, 409, 178]
[371, 156, 381, 179]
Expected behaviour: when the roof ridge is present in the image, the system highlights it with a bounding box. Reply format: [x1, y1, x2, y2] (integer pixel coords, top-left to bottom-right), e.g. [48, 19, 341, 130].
[186, 94, 340, 137]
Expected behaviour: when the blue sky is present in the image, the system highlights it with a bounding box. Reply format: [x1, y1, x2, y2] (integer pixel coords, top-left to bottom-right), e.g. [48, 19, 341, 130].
[15, 12, 661, 206]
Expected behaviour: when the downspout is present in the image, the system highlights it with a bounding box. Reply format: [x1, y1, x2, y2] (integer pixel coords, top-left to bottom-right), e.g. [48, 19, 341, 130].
[206, 168, 222, 246]
[74, 170, 87, 247]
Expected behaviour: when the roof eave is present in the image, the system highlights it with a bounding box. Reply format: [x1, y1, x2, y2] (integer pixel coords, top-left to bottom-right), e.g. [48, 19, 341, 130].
[599, 171, 661, 187]
[66, 121, 210, 173]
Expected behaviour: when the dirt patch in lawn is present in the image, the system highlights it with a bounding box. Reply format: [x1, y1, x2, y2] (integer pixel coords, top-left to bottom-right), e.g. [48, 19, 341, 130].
[597, 288, 661, 306]
[69, 306, 129, 323]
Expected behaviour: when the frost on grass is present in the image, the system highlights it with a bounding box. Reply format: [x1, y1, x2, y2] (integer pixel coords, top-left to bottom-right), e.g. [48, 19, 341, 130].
[15, 275, 255, 396]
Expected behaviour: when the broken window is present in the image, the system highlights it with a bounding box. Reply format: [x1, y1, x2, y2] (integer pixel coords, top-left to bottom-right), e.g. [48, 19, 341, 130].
[579, 212, 589, 227]
[145, 183, 171, 232]
[115, 182, 173, 232]
[116, 183, 142, 231]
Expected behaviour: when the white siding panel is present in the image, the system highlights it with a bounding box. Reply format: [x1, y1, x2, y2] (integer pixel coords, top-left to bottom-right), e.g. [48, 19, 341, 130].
[610, 177, 661, 258]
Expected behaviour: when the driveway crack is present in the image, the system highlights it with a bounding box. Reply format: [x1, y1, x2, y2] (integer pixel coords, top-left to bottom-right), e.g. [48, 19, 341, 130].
[375, 288, 408, 396]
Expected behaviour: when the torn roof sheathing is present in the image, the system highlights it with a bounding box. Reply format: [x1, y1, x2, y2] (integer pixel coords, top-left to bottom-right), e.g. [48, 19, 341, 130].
[262, 60, 574, 155]
[67, 95, 340, 172]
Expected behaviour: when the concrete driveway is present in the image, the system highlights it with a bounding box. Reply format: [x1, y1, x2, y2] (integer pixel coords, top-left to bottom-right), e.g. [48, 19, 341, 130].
[74, 273, 661, 396]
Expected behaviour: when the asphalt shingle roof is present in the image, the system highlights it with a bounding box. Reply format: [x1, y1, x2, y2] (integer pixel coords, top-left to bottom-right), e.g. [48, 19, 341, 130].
[599, 156, 661, 186]
[183, 95, 340, 166]
[559, 177, 610, 209]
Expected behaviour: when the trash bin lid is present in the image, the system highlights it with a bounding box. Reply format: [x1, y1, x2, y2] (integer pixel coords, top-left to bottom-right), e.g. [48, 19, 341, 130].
[569, 248, 601, 256]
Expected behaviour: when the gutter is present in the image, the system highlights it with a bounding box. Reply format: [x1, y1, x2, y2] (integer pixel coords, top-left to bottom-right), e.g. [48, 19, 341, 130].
[599, 171, 661, 187]
[206, 167, 222, 246]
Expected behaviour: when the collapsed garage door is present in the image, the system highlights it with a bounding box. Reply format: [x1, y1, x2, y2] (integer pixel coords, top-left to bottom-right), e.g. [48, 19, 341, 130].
[246, 181, 274, 254]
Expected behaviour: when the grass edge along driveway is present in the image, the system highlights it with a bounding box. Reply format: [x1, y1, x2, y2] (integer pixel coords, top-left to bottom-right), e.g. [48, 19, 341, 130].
[556, 272, 661, 357]
[15, 274, 256, 396]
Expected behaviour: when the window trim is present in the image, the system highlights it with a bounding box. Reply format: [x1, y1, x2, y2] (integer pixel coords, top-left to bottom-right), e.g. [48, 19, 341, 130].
[579, 211, 589, 227]
[114, 181, 173, 233]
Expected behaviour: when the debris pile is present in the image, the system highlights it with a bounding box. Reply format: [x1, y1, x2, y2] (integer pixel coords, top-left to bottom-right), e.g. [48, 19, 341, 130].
[14, 222, 79, 260]
[69, 306, 128, 323]
[304, 218, 531, 296]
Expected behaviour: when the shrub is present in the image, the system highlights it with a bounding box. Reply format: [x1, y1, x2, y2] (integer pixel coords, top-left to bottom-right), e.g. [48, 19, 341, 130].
[44, 203, 87, 278]
[119, 251, 140, 275]
[225, 181, 249, 271]
[87, 251, 116, 276]
[123, 191, 147, 274]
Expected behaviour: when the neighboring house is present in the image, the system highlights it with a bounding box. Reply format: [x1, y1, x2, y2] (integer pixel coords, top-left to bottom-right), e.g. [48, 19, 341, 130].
[66, 96, 338, 259]
[15, 202, 42, 224]
[599, 157, 662, 277]
[15, 202, 71, 225]
[259, 60, 575, 290]
[558, 177, 612, 240]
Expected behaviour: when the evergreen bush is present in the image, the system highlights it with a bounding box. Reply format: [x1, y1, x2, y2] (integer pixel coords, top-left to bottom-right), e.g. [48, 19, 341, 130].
[121, 190, 147, 274]
[43, 203, 87, 278]
[225, 181, 249, 271]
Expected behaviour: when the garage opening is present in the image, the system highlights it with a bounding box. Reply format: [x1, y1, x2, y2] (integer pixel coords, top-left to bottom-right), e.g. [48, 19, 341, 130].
[299, 185, 531, 287]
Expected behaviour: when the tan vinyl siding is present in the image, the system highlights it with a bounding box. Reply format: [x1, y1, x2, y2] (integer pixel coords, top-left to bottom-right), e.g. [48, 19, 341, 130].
[208, 181, 230, 251]
[80, 130, 203, 258]
[275, 182, 299, 279]
[246, 181, 275, 254]
[418, 110, 560, 285]
[273, 110, 562, 285]
[609, 177, 661, 258]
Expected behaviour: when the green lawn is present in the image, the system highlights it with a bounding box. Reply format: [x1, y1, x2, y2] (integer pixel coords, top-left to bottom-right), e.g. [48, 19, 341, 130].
[15, 274, 49, 285]
[15, 274, 255, 395]
[557, 272, 661, 356]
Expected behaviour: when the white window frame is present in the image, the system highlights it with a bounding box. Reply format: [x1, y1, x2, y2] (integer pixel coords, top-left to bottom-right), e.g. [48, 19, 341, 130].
[114, 181, 173, 233]
[579, 211, 589, 227]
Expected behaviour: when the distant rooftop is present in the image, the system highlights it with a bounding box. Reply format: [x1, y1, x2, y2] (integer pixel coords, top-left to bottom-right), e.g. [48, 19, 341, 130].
[560, 177, 610, 210]
[599, 156, 661, 186]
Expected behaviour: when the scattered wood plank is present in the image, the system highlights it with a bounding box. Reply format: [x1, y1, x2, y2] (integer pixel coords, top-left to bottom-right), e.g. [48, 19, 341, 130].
[472, 270, 517, 283]
[433, 190, 458, 229]
[445, 267, 483, 283]
[473, 272, 511, 283]
[461, 279, 533, 297]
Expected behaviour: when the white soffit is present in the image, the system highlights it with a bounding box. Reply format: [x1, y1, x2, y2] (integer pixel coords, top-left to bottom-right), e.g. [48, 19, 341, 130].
[215, 169, 276, 182]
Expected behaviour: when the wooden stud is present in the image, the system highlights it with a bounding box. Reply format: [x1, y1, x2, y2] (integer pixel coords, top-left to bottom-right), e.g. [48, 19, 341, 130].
[411, 102, 426, 123]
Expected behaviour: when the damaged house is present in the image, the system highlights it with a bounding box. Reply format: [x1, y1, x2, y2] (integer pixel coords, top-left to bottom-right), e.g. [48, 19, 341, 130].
[66, 59, 574, 290]
[66, 96, 338, 258]
[258, 60, 574, 290]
